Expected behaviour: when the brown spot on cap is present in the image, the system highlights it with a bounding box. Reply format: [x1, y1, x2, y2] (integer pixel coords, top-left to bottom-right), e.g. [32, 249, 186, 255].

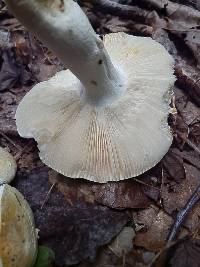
[59, 0, 64, 12]
[91, 80, 98, 86]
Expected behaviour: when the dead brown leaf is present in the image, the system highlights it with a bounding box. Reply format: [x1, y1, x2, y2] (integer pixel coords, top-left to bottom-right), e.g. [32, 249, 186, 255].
[0, 47, 24, 91]
[15, 168, 130, 266]
[163, 148, 186, 182]
[133, 205, 173, 252]
[49, 171, 152, 209]
[162, 163, 200, 231]
[153, 237, 200, 267]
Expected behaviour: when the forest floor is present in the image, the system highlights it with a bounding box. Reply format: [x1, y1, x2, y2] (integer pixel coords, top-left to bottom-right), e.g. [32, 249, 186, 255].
[1, 0, 200, 266]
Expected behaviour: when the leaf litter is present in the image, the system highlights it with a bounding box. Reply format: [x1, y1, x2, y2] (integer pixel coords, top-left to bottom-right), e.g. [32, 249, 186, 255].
[1, 0, 200, 266]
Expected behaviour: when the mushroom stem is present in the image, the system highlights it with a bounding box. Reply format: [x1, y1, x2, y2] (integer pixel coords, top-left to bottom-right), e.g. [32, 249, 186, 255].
[5, 0, 124, 105]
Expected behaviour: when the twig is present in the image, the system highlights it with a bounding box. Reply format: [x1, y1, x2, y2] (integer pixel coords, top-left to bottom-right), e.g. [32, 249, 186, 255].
[175, 65, 200, 107]
[167, 183, 200, 243]
[0, 127, 18, 137]
[134, 177, 160, 191]
[82, 0, 148, 22]
[176, 131, 200, 156]
[159, 168, 165, 205]
[148, 240, 176, 267]
[0, 132, 21, 151]
[107, 245, 121, 258]
[122, 251, 126, 267]
[185, 138, 200, 155]
[14, 140, 35, 161]
[134, 0, 200, 18]
[41, 182, 56, 210]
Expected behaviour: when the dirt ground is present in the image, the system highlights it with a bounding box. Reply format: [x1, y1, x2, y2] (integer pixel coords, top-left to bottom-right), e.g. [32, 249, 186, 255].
[1, 0, 200, 266]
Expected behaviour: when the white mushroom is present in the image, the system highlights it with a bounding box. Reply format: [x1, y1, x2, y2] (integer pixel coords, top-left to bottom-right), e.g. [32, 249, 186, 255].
[5, 0, 175, 183]
[0, 147, 17, 184]
[0, 184, 38, 267]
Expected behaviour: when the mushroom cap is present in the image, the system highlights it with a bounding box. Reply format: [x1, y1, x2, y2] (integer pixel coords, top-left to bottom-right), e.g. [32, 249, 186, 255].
[0, 147, 17, 184]
[0, 184, 37, 267]
[16, 33, 175, 183]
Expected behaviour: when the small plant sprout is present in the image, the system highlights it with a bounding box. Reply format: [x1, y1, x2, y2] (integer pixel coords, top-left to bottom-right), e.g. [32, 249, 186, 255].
[0, 147, 17, 184]
[5, 0, 175, 183]
[0, 184, 38, 267]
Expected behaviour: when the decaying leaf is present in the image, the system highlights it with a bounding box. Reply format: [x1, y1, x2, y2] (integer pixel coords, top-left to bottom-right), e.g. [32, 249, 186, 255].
[2, 0, 200, 266]
[108, 227, 135, 257]
[153, 237, 200, 267]
[162, 164, 200, 231]
[0, 47, 22, 91]
[14, 169, 130, 266]
[133, 205, 173, 252]
[49, 171, 152, 209]
[163, 148, 186, 182]
[92, 181, 152, 209]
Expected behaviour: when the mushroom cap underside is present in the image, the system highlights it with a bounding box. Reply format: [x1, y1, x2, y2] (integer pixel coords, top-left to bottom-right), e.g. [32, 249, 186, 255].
[16, 33, 175, 183]
[0, 147, 17, 184]
[0, 184, 37, 267]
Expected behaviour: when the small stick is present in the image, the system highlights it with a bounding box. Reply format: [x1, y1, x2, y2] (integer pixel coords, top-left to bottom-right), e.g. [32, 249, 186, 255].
[107, 245, 121, 258]
[167, 183, 200, 243]
[14, 140, 35, 161]
[148, 240, 176, 267]
[185, 138, 200, 155]
[0, 132, 22, 151]
[176, 132, 200, 156]
[175, 66, 200, 107]
[122, 251, 126, 267]
[41, 182, 56, 210]
[82, 0, 148, 22]
[134, 177, 160, 191]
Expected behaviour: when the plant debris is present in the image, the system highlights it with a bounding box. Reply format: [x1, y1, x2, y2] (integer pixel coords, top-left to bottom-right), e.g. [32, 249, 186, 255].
[153, 237, 200, 267]
[14, 168, 129, 266]
[1, 0, 200, 266]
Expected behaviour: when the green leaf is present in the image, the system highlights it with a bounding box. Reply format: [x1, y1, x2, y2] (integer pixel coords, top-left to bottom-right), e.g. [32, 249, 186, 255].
[34, 246, 55, 267]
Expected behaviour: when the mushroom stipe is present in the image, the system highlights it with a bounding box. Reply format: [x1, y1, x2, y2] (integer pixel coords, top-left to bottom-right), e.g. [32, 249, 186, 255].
[5, 0, 175, 183]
